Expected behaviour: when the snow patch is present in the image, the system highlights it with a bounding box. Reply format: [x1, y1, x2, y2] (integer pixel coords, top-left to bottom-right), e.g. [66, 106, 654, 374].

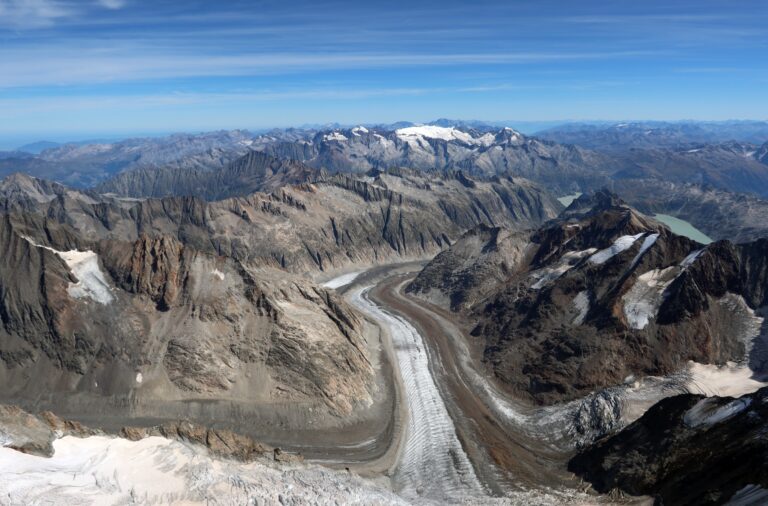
[572, 291, 590, 325]
[323, 132, 348, 142]
[22, 237, 113, 304]
[57, 250, 114, 304]
[476, 132, 497, 146]
[589, 233, 646, 265]
[630, 232, 659, 267]
[729, 484, 768, 505]
[322, 271, 362, 290]
[681, 248, 704, 267]
[622, 267, 676, 329]
[684, 397, 751, 428]
[530, 248, 597, 289]
[211, 269, 225, 280]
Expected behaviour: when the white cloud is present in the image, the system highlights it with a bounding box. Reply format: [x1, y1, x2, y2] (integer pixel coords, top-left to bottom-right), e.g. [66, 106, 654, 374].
[0, 45, 656, 88]
[97, 0, 126, 9]
[0, 0, 72, 28]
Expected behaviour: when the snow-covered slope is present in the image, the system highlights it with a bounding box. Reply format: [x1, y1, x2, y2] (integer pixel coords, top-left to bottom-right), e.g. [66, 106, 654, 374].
[0, 436, 406, 505]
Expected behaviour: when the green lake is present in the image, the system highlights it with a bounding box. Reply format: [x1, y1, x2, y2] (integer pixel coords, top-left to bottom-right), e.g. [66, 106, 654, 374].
[557, 192, 582, 207]
[654, 214, 713, 244]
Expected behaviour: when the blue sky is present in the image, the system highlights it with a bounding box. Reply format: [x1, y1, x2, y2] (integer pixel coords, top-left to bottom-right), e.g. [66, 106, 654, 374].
[0, 0, 767, 146]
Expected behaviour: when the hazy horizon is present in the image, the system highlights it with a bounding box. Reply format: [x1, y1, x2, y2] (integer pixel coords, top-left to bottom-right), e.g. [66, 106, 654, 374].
[1, 0, 767, 143]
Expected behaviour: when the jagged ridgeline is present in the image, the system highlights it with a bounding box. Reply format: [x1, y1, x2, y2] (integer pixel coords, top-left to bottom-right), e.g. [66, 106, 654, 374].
[408, 190, 768, 405]
[0, 169, 560, 434]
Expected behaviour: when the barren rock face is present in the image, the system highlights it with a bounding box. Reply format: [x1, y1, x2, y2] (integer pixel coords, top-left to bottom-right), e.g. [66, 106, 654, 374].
[96, 150, 324, 200]
[1, 170, 562, 275]
[0, 169, 558, 432]
[569, 387, 768, 505]
[409, 191, 768, 405]
[0, 217, 375, 420]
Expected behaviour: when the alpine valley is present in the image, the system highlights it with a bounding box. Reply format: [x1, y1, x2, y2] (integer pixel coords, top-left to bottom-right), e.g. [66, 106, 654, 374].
[0, 87, 767, 506]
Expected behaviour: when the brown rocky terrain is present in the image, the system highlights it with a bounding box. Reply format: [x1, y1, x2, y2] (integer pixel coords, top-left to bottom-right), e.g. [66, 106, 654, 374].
[0, 403, 295, 462]
[0, 169, 560, 446]
[408, 190, 768, 405]
[0, 210, 376, 432]
[1, 170, 561, 274]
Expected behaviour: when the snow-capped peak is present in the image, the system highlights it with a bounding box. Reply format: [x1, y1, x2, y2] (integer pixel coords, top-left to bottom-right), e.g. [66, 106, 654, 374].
[323, 131, 348, 142]
[395, 125, 475, 144]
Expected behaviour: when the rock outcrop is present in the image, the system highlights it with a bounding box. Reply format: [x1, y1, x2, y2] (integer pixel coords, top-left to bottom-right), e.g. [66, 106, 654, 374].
[569, 387, 768, 505]
[0, 403, 284, 462]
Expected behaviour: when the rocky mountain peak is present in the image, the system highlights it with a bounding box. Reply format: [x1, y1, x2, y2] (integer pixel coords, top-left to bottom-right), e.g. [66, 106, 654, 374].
[408, 194, 768, 406]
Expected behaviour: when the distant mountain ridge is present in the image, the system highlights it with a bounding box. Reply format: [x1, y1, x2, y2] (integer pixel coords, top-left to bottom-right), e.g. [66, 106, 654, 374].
[96, 150, 324, 200]
[5, 121, 768, 200]
[537, 120, 768, 150]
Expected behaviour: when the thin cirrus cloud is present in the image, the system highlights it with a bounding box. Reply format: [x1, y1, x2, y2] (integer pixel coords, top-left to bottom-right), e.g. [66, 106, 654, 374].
[0, 0, 72, 28]
[0, 50, 657, 88]
[97, 0, 127, 9]
[0, 0, 127, 28]
[1, 0, 767, 135]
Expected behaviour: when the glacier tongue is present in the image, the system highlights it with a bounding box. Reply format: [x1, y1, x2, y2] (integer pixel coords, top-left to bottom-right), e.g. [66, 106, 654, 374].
[349, 286, 484, 501]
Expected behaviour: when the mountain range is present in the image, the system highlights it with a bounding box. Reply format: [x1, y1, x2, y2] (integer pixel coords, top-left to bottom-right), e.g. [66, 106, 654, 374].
[3, 121, 768, 201]
[0, 170, 559, 432]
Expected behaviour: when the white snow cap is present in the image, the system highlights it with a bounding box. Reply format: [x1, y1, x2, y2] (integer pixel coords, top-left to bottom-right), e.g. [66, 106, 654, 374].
[395, 125, 475, 144]
[323, 132, 348, 142]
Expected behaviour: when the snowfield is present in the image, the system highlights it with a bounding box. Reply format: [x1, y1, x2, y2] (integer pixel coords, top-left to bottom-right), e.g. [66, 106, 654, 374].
[530, 248, 597, 289]
[395, 125, 476, 145]
[57, 249, 115, 304]
[0, 436, 407, 506]
[22, 236, 114, 304]
[683, 397, 752, 428]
